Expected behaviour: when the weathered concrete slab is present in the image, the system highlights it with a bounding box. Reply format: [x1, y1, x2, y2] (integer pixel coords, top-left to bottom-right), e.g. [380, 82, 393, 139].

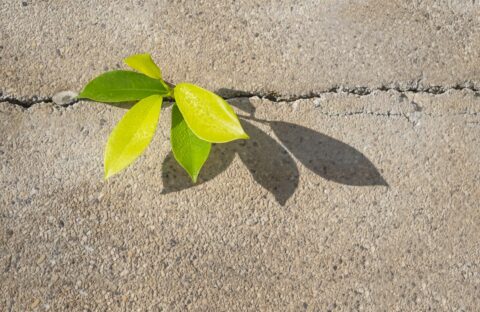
[1, 0, 479, 99]
[1, 91, 479, 310]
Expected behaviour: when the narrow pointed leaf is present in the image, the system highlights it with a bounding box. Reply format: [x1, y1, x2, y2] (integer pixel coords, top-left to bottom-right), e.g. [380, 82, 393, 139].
[161, 144, 236, 194]
[104, 95, 163, 179]
[124, 53, 162, 79]
[171, 105, 211, 183]
[173, 83, 249, 143]
[79, 70, 169, 103]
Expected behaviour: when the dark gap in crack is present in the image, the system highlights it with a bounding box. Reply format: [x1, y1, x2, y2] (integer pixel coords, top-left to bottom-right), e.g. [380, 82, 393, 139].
[217, 84, 479, 100]
[1, 96, 54, 108]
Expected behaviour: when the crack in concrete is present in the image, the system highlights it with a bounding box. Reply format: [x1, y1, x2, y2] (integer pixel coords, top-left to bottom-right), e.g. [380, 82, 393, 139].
[226, 84, 479, 101]
[312, 110, 480, 129]
[1, 84, 479, 108]
[315, 110, 479, 117]
[0, 96, 54, 108]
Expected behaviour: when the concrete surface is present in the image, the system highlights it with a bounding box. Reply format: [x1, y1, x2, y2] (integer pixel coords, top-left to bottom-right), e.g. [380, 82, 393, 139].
[1, 0, 480, 100]
[2, 0, 480, 311]
[1, 91, 480, 310]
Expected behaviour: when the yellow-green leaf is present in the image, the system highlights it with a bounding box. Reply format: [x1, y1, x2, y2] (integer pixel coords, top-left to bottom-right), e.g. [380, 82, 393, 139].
[79, 70, 169, 103]
[171, 105, 211, 183]
[104, 95, 163, 179]
[173, 83, 249, 143]
[124, 53, 162, 79]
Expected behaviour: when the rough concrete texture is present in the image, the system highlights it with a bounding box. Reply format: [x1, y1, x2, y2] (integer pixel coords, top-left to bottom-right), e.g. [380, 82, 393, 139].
[1, 91, 479, 310]
[1, 0, 480, 99]
[2, 0, 480, 310]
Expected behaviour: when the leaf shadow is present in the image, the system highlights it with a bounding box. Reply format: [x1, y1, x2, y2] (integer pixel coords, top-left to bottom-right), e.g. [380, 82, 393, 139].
[216, 88, 255, 101]
[161, 120, 300, 205]
[161, 142, 237, 194]
[216, 88, 256, 115]
[236, 121, 299, 206]
[160, 97, 387, 204]
[78, 99, 137, 110]
[88, 100, 174, 110]
[270, 121, 388, 186]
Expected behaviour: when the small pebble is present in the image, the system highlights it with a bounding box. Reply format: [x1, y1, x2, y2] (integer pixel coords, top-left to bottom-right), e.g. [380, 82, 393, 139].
[31, 298, 40, 309]
[52, 91, 78, 105]
[36, 254, 46, 265]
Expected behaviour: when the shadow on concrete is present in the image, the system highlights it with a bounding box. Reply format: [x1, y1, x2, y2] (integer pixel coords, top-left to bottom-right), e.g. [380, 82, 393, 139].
[161, 143, 236, 194]
[90, 88, 386, 204]
[270, 121, 388, 187]
[161, 110, 387, 205]
[236, 121, 299, 205]
[99, 91, 388, 205]
[161, 120, 299, 206]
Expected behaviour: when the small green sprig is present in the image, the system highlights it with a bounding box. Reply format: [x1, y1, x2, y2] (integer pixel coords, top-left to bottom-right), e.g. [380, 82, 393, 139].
[78, 53, 249, 182]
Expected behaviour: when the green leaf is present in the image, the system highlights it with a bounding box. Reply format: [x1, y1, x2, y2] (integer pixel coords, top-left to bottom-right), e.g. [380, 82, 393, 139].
[79, 70, 169, 103]
[171, 105, 211, 183]
[124, 53, 162, 79]
[104, 95, 163, 179]
[173, 83, 249, 143]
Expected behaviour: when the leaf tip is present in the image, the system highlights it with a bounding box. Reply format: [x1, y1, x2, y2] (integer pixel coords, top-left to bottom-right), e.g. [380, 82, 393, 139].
[236, 129, 250, 140]
[77, 90, 86, 99]
[190, 174, 199, 184]
[123, 52, 148, 64]
[104, 168, 113, 180]
[123, 53, 162, 80]
[104, 158, 117, 180]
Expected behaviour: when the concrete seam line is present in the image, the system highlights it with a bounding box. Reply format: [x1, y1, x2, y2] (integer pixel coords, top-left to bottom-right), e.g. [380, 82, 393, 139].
[224, 84, 480, 101]
[1, 85, 479, 109]
[300, 111, 480, 117]
[0, 96, 54, 108]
